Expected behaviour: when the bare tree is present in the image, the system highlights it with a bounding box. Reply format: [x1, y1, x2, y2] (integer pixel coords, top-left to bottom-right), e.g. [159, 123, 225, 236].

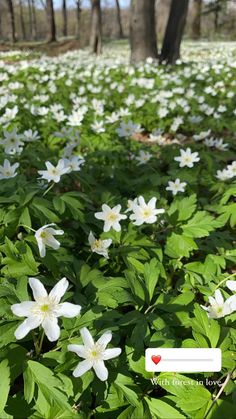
[0, 2, 2, 40]
[19, 0, 26, 40]
[130, 0, 158, 63]
[62, 0, 67, 37]
[46, 0, 56, 42]
[90, 0, 102, 54]
[28, 0, 33, 38]
[191, 0, 202, 39]
[161, 0, 189, 64]
[31, 0, 37, 40]
[115, 0, 123, 38]
[75, 0, 82, 39]
[6, 0, 16, 42]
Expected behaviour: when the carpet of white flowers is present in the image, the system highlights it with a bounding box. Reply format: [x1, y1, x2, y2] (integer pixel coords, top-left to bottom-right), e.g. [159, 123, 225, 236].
[0, 42, 236, 419]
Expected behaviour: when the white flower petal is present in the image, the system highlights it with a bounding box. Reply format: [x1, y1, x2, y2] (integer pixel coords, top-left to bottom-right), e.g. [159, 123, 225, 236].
[42, 317, 60, 342]
[95, 211, 105, 220]
[103, 347, 122, 360]
[226, 280, 236, 292]
[227, 295, 236, 310]
[56, 302, 81, 318]
[37, 239, 46, 257]
[80, 327, 94, 348]
[45, 236, 61, 250]
[96, 330, 112, 347]
[73, 359, 93, 377]
[93, 360, 108, 381]
[68, 344, 87, 358]
[11, 301, 35, 317]
[214, 289, 224, 305]
[49, 277, 69, 303]
[29, 278, 48, 301]
[14, 316, 41, 340]
[88, 231, 95, 245]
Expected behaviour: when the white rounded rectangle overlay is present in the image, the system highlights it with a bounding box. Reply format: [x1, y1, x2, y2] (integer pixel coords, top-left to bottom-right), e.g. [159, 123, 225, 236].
[145, 348, 222, 372]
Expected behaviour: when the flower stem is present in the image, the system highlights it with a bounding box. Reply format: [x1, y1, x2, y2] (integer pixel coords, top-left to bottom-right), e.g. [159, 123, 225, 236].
[43, 182, 55, 196]
[214, 272, 236, 291]
[203, 367, 236, 419]
[37, 330, 45, 356]
[18, 224, 36, 233]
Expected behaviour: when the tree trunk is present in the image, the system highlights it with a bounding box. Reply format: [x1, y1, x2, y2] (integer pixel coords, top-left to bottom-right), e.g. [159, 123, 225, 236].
[0, 1, 3, 39]
[75, 1, 82, 39]
[19, 0, 26, 40]
[115, 0, 124, 38]
[28, 0, 33, 39]
[90, 0, 102, 54]
[46, 0, 56, 42]
[31, 0, 37, 40]
[130, 0, 158, 64]
[62, 0, 67, 37]
[161, 0, 189, 64]
[6, 0, 16, 42]
[191, 0, 202, 39]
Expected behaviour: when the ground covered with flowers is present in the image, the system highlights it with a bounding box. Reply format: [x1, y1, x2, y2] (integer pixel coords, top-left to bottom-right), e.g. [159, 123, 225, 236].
[0, 42, 236, 418]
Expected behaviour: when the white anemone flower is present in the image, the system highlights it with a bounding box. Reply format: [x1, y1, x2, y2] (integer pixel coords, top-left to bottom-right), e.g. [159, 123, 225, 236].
[174, 148, 200, 168]
[38, 159, 70, 183]
[88, 231, 112, 259]
[95, 204, 127, 232]
[135, 150, 152, 165]
[0, 128, 24, 154]
[68, 327, 121, 381]
[166, 178, 187, 195]
[125, 198, 138, 213]
[35, 224, 64, 257]
[130, 196, 165, 226]
[11, 277, 81, 341]
[0, 159, 19, 179]
[201, 289, 236, 319]
[62, 156, 85, 173]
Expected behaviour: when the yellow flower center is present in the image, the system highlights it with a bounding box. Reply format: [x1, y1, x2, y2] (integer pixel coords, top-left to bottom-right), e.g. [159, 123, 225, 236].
[41, 304, 49, 312]
[143, 208, 152, 218]
[93, 239, 102, 250]
[108, 212, 118, 221]
[40, 231, 48, 239]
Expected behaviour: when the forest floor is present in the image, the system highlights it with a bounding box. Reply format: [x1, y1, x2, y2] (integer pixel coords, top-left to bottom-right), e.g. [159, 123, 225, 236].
[0, 38, 81, 56]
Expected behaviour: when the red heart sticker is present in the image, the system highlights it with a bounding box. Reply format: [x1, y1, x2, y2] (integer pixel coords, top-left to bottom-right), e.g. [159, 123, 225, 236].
[151, 355, 161, 365]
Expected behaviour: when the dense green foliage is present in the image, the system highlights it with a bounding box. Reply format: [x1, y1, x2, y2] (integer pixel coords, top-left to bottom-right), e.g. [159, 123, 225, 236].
[0, 44, 235, 418]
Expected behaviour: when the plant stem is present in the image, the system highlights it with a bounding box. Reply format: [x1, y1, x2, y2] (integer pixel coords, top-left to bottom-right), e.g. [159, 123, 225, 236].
[18, 224, 36, 233]
[214, 272, 236, 291]
[43, 182, 55, 196]
[37, 330, 45, 356]
[203, 367, 236, 419]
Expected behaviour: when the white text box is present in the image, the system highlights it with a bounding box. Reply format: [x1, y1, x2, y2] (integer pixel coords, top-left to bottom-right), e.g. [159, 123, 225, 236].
[145, 348, 222, 372]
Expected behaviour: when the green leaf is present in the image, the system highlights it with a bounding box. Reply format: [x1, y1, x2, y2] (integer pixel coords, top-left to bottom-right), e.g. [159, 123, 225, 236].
[0, 360, 10, 413]
[165, 233, 198, 258]
[168, 194, 197, 221]
[114, 374, 140, 407]
[143, 258, 160, 301]
[182, 211, 215, 238]
[27, 361, 74, 414]
[145, 397, 185, 419]
[23, 366, 35, 403]
[156, 373, 211, 412]
[191, 305, 220, 348]
[18, 207, 31, 228]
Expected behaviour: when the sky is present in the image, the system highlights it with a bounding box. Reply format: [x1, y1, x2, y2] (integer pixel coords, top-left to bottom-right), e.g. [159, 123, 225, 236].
[54, 0, 129, 9]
